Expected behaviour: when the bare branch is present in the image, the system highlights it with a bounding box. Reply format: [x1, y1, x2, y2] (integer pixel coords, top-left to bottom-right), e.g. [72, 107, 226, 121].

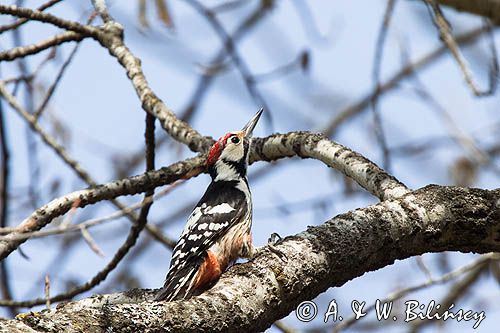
[250, 132, 410, 200]
[322, 26, 487, 136]
[0, 131, 407, 260]
[333, 253, 500, 332]
[7, 185, 500, 332]
[94, 22, 213, 153]
[0, 0, 64, 34]
[424, 0, 498, 96]
[0, 5, 99, 36]
[0, 32, 84, 62]
[91, 0, 113, 23]
[0, 155, 204, 261]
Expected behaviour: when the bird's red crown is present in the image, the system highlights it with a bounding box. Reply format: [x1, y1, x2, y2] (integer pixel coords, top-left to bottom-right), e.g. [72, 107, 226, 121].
[206, 133, 233, 166]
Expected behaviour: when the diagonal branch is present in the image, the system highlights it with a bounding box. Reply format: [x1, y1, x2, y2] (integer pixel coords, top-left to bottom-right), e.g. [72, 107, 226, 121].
[322, 26, 488, 136]
[0, 0, 63, 34]
[0, 4, 212, 153]
[437, 0, 500, 24]
[0, 155, 205, 261]
[8, 185, 500, 332]
[424, 0, 498, 96]
[0, 132, 408, 261]
[0, 4, 99, 36]
[0, 32, 84, 62]
[0, 81, 175, 250]
[94, 22, 213, 153]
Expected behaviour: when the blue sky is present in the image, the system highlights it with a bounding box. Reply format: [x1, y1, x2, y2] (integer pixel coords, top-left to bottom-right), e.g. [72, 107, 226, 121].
[1, 1, 499, 332]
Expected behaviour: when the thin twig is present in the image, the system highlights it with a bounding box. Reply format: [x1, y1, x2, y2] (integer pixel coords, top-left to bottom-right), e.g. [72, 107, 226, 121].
[0, 32, 84, 62]
[0, 91, 17, 317]
[0, 0, 63, 34]
[79, 225, 105, 257]
[183, 0, 274, 130]
[44, 275, 50, 310]
[0, 81, 175, 249]
[33, 28, 90, 119]
[332, 253, 500, 332]
[322, 26, 487, 136]
[371, 0, 396, 171]
[424, 0, 498, 96]
[415, 256, 433, 281]
[253, 50, 308, 82]
[0, 4, 100, 37]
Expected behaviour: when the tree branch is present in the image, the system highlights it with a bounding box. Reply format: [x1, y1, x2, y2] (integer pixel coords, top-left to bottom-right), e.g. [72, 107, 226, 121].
[437, 0, 500, 24]
[6, 185, 499, 332]
[0, 5, 99, 36]
[0, 32, 84, 62]
[0, 155, 205, 261]
[0, 0, 63, 34]
[94, 22, 213, 153]
[0, 132, 408, 260]
[322, 26, 487, 136]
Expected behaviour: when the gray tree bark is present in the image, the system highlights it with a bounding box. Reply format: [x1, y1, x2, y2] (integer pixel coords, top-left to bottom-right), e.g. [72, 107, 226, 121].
[2, 185, 498, 333]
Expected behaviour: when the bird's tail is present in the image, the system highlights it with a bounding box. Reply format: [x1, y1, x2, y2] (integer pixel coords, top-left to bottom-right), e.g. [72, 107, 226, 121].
[154, 262, 201, 302]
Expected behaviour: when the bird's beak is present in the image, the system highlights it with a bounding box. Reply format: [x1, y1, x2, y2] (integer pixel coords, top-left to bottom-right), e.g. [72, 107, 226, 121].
[241, 108, 263, 138]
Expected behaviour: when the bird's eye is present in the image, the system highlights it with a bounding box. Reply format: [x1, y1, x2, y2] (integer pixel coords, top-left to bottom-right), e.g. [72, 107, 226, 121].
[231, 136, 240, 144]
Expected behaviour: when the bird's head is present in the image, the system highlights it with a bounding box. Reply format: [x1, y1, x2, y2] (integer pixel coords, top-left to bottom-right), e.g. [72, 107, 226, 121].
[206, 109, 263, 181]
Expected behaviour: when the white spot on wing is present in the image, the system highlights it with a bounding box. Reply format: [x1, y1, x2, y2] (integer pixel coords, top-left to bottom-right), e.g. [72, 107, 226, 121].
[207, 203, 235, 214]
[188, 234, 202, 241]
[181, 207, 203, 236]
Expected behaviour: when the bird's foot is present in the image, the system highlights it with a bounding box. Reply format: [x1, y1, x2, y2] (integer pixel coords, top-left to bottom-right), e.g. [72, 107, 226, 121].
[268, 232, 282, 245]
[266, 232, 287, 262]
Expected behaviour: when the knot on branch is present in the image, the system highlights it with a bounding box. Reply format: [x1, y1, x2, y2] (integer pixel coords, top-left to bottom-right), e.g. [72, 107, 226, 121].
[97, 21, 124, 48]
[102, 21, 124, 38]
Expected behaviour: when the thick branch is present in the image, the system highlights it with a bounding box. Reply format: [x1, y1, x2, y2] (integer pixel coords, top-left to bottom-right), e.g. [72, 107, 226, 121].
[0, 156, 205, 260]
[0, 132, 407, 260]
[250, 132, 409, 200]
[7, 185, 500, 332]
[437, 0, 500, 24]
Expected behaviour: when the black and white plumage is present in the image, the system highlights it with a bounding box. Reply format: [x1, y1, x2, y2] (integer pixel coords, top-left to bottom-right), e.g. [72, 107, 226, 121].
[155, 109, 262, 302]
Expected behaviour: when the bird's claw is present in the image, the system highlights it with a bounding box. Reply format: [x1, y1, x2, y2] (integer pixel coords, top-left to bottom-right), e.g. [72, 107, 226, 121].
[268, 232, 282, 245]
[266, 232, 286, 262]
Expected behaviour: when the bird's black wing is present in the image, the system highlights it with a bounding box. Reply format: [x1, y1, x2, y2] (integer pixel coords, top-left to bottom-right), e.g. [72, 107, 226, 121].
[155, 180, 248, 301]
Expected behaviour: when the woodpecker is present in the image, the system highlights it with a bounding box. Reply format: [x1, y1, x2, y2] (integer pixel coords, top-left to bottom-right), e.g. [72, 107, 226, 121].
[155, 109, 263, 302]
